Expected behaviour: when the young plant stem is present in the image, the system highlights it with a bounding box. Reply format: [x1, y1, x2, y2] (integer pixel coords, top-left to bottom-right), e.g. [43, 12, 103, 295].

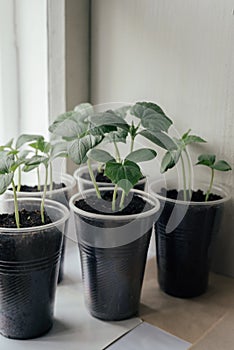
[17, 167, 21, 192]
[184, 149, 192, 198]
[113, 141, 121, 163]
[40, 165, 48, 224]
[180, 154, 187, 201]
[36, 150, 41, 191]
[119, 190, 126, 210]
[205, 168, 214, 202]
[87, 159, 101, 199]
[11, 179, 20, 228]
[49, 162, 53, 192]
[130, 136, 135, 153]
[112, 184, 118, 211]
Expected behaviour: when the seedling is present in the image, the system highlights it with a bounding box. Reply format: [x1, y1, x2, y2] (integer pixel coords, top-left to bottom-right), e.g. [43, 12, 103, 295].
[0, 151, 24, 228]
[196, 154, 232, 201]
[23, 138, 67, 223]
[49, 102, 174, 209]
[160, 129, 206, 201]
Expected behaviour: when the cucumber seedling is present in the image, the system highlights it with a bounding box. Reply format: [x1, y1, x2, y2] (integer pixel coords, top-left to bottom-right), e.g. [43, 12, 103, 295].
[196, 154, 232, 201]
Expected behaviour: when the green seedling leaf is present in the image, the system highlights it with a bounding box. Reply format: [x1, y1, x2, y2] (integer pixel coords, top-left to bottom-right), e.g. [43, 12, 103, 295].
[160, 149, 181, 173]
[131, 101, 165, 118]
[22, 163, 41, 172]
[16, 134, 43, 149]
[89, 125, 117, 137]
[104, 129, 128, 143]
[0, 173, 14, 194]
[49, 117, 87, 140]
[139, 130, 177, 150]
[105, 160, 142, 194]
[25, 155, 48, 166]
[212, 160, 232, 171]
[183, 135, 206, 145]
[50, 142, 68, 159]
[196, 154, 216, 167]
[0, 152, 15, 174]
[126, 148, 157, 163]
[68, 134, 103, 165]
[73, 103, 94, 120]
[89, 111, 130, 132]
[113, 105, 131, 119]
[87, 149, 114, 163]
[4, 138, 14, 148]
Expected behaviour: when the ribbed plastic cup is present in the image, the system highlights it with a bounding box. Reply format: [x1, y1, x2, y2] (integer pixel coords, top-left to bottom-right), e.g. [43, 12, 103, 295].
[5, 173, 76, 283]
[0, 198, 70, 339]
[69, 188, 160, 320]
[150, 179, 231, 298]
[74, 164, 146, 192]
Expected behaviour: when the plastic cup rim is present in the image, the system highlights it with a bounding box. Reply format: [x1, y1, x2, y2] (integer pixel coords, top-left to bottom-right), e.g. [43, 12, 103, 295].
[69, 187, 160, 221]
[0, 197, 70, 233]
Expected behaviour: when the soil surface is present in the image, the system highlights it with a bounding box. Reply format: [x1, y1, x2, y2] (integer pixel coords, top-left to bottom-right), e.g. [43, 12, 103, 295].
[9, 182, 65, 193]
[0, 209, 52, 228]
[159, 188, 222, 202]
[75, 191, 153, 215]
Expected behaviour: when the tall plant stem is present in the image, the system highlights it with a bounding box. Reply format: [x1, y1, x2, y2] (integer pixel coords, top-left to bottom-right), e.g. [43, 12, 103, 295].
[112, 184, 118, 211]
[87, 159, 101, 199]
[36, 150, 41, 191]
[184, 149, 192, 198]
[181, 154, 187, 201]
[205, 168, 214, 202]
[11, 179, 20, 228]
[49, 162, 53, 191]
[41, 165, 48, 224]
[119, 190, 126, 209]
[130, 136, 135, 153]
[114, 141, 121, 163]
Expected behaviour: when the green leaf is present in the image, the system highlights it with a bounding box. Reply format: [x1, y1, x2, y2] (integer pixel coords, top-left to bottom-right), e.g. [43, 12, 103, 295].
[87, 149, 114, 163]
[131, 101, 165, 118]
[126, 148, 157, 163]
[104, 160, 142, 194]
[196, 154, 216, 167]
[0, 152, 15, 174]
[139, 130, 177, 150]
[50, 142, 68, 159]
[160, 150, 181, 173]
[4, 138, 14, 148]
[104, 129, 128, 143]
[0, 173, 14, 194]
[183, 135, 206, 145]
[68, 134, 103, 165]
[89, 125, 117, 137]
[89, 111, 130, 132]
[22, 164, 41, 172]
[10, 158, 25, 172]
[73, 103, 94, 120]
[49, 116, 87, 139]
[212, 160, 232, 172]
[25, 155, 48, 166]
[113, 105, 131, 119]
[16, 134, 43, 149]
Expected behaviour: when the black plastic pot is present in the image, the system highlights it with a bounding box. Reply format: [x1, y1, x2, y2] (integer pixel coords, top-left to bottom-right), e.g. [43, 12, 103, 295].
[5, 173, 76, 284]
[150, 180, 230, 298]
[0, 198, 69, 339]
[70, 188, 159, 321]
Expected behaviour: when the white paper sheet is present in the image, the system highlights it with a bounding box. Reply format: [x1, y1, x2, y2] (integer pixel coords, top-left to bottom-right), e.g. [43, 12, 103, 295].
[106, 322, 191, 350]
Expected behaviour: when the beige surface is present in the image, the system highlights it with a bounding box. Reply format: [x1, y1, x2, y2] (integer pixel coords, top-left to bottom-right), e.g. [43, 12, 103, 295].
[141, 258, 234, 344]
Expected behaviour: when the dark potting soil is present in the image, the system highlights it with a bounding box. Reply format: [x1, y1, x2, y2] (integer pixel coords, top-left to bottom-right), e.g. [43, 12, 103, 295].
[0, 209, 52, 228]
[75, 191, 153, 215]
[9, 182, 66, 193]
[159, 188, 222, 202]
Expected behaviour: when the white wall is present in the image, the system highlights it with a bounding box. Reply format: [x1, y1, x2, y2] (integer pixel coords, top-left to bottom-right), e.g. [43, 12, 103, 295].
[15, 0, 49, 137]
[91, 0, 234, 276]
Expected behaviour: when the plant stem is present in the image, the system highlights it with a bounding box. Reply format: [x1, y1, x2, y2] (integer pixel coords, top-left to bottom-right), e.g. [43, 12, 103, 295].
[184, 149, 192, 198]
[114, 141, 121, 163]
[87, 159, 101, 199]
[205, 168, 214, 202]
[36, 150, 41, 191]
[17, 167, 21, 192]
[112, 184, 118, 211]
[130, 136, 135, 153]
[49, 162, 53, 191]
[11, 179, 20, 228]
[41, 165, 48, 224]
[181, 154, 187, 201]
[119, 190, 126, 210]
